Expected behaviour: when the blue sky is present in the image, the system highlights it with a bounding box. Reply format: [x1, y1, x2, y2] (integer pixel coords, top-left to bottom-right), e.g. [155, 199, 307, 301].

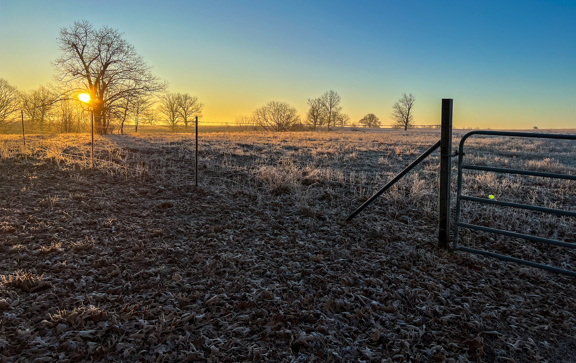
[1, 0, 575, 128]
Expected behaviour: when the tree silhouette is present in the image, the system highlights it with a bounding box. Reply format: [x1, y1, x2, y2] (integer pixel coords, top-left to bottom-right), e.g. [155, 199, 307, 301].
[178, 94, 203, 132]
[320, 90, 342, 129]
[54, 20, 166, 134]
[131, 95, 155, 133]
[359, 113, 381, 128]
[392, 93, 415, 131]
[20, 85, 59, 131]
[159, 93, 181, 131]
[0, 79, 19, 127]
[306, 97, 325, 131]
[252, 101, 300, 132]
[335, 112, 350, 127]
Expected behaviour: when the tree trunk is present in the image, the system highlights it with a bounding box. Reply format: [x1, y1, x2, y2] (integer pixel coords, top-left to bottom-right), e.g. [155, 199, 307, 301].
[405, 110, 411, 131]
[135, 108, 139, 133]
[120, 102, 129, 135]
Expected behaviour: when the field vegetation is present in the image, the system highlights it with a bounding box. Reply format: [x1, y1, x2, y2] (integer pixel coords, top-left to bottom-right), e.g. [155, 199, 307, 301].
[0, 129, 575, 362]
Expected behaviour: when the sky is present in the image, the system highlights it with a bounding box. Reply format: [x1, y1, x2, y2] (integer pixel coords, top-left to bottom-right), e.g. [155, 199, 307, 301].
[1, 0, 575, 129]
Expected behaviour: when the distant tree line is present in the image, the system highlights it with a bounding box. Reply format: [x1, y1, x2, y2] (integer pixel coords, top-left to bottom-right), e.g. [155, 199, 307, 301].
[235, 90, 351, 132]
[0, 76, 206, 134]
[158, 93, 204, 132]
[0, 21, 205, 135]
[306, 90, 349, 130]
[0, 20, 419, 134]
[234, 91, 416, 132]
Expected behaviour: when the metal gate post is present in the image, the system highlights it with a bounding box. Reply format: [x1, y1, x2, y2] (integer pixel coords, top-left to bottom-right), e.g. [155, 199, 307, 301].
[195, 115, 199, 187]
[438, 99, 453, 249]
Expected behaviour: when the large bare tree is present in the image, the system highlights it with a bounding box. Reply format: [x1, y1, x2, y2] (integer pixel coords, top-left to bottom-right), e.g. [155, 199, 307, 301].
[392, 93, 416, 131]
[306, 97, 325, 131]
[0, 79, 20, 127]
[177, 93, 203, 132]
[252, 101, 300, 132]
[54, 20, 166, 134]
[319, 90, 342, 129]
[159, 93, 181, 131]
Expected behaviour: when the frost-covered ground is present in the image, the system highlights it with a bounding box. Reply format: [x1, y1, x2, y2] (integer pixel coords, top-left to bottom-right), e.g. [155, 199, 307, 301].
[0, 130, 575, 362]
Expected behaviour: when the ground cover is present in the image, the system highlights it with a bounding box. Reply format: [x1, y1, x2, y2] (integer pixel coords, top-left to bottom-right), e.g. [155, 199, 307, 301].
[0, 129, 575, 362]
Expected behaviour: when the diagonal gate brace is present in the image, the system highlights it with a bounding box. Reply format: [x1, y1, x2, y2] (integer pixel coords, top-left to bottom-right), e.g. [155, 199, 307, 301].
[345, 140, 441, 221]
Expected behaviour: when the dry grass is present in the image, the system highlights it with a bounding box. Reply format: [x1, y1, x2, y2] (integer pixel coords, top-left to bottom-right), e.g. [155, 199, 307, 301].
[0, 271, 48, 292]
[0, 128, 575, 361]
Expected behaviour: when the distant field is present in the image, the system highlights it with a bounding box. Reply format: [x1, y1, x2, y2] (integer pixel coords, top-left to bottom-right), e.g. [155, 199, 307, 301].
[0, 129, 575, 361]
[4, 120, 573, 135]
[0, 122, 244, 135]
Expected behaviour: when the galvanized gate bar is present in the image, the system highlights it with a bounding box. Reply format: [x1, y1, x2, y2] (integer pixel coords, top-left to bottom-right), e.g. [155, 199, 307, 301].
[457, 222, 576, 249]
[462, 164, 576, 181]
[455, 246, 576, 278]
[346, 140, 441, 221]
[460, 195, 576, 217]
[458, 130, 576, 141]
[453, 130, 576, 276]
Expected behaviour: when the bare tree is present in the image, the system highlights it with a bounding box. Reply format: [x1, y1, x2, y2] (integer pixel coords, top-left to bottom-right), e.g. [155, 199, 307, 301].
[54, 20, 166, 134]
[111, 97, 132, 135]
[306, 97, 325, 131]
[335, 112, 350, 128]
[21, 86, 59, 131]
[159, 93, 181, 131]
[235, 114, 255, 131]
[141, 109, 159, 129]
[359, 113, 381, 128]
[392, 93, 416, 131]
[132, 95, 155, 132]
[0, 79, 20, 127]
[56, 99, 84, 133]
[178, 93, 203, 132]
[320, 90, 342, 129]
[252, 101, 300, 132]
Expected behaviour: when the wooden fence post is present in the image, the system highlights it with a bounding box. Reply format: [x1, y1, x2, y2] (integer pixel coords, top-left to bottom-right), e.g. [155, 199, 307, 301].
[439, 99, 453, 249]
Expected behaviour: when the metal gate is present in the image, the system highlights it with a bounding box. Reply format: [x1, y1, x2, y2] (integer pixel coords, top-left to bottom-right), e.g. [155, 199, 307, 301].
[453, 131, 576, 277]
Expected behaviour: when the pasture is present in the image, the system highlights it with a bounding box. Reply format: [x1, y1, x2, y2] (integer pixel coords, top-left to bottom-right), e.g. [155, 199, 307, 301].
[0, 129, 575, 362]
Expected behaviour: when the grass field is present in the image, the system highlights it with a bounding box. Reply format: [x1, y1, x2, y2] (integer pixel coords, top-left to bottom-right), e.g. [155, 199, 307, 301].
[0, 129, 575, 362]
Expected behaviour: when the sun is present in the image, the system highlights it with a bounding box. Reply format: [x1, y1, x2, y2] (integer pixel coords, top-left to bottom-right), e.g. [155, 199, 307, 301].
[79, 93, 91, 103]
